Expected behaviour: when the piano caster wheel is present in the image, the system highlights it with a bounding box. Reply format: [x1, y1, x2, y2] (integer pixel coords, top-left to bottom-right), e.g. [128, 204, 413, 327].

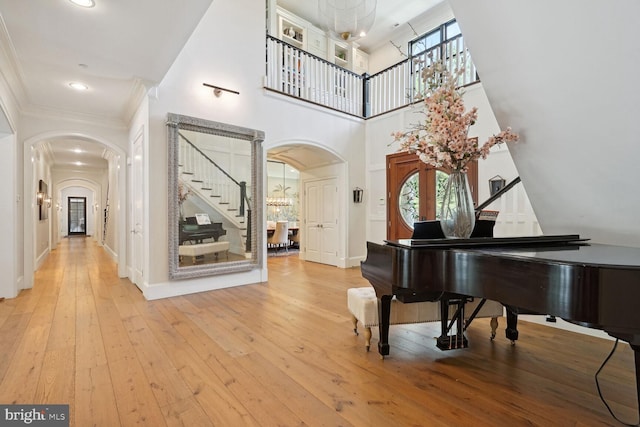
[365, 345, 370, 352]
[490, 332, 496, 340]
[353, 328, 359, 336]
[510, 340, 516, 346]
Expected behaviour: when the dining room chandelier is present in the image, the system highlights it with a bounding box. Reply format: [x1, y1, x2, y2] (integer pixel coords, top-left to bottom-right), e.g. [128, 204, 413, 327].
[266, 197, 292, 207]
[318, 0, 377, 42]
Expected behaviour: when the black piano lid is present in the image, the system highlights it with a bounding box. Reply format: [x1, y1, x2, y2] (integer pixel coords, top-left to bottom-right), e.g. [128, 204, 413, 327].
[386, 234, 586, 248]
[385, 235, 640, 269]
[468, 243, 640, 269]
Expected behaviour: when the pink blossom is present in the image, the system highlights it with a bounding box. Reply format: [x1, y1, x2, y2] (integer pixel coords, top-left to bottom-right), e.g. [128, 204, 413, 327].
[394, 59, 518, 171]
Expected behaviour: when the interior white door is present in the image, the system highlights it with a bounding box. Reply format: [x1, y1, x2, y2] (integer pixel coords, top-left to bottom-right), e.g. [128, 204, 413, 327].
[304, 178, 338, 266]
[131, 132, 144, 290]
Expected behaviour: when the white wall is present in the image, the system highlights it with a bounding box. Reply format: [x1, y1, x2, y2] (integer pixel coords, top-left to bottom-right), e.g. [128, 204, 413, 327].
[32, 144, 52, 269]
[450, 0, 640, 247]
[0, 133, 19, 298]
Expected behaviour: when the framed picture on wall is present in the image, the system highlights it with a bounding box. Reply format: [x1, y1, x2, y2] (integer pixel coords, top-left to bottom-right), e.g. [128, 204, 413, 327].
[38, 179, 48, 221]
[489, 175, 506, 196]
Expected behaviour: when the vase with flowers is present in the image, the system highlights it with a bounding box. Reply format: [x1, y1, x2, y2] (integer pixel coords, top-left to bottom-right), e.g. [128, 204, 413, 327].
[393, 55, 519, 238]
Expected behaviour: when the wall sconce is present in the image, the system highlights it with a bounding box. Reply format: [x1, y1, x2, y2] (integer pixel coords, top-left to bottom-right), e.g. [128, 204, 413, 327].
[203, 83, 240, 97]
[36, 191, 45, 206]
[353, 187, 364, 203]
[489, 175, 506, 196]
[44, 196, 52, 208]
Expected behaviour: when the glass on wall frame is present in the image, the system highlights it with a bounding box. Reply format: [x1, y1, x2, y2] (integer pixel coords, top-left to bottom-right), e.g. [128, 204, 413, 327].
[398, 172, 419, 228]
[434, 169, 450, 220]
[167, 113, 265, 280]
[399, 169, 452, 228]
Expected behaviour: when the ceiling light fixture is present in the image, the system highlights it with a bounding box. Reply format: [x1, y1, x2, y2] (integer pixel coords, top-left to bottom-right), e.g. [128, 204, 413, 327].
[69, 0, 95, 7]
[69, 82, 89, 91]
[318, 0, 377, 42]
[203, 83, 240, 97]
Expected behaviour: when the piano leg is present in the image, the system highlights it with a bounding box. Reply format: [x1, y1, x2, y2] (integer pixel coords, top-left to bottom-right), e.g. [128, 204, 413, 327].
[504, 305, 520, 344]
[378, 295, 392, 357]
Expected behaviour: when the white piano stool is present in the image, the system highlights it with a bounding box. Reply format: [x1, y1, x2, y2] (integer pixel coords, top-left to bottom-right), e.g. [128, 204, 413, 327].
[347, 287, 503, 351]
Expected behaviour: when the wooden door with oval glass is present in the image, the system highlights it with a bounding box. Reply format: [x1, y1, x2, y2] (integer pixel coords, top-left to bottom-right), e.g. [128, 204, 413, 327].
[386, 152, 478, 240]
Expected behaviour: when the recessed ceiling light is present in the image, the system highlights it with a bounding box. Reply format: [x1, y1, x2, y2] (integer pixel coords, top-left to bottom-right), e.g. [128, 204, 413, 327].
[69, 0, 95, 7]
[69, 82, 89, 91]
[73, 148, 83, 153]
[75, 161, 83, 166]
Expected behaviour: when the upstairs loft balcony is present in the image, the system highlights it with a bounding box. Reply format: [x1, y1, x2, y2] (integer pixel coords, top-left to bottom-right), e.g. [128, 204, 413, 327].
[264, 33, 479, 119]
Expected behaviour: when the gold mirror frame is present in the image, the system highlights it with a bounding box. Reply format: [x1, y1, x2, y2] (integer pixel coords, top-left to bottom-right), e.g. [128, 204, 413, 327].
[167, 113, 265, 279]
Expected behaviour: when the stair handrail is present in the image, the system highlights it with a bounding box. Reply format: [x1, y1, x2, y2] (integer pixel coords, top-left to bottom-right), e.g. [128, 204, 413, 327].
[178, 131, 251, 214]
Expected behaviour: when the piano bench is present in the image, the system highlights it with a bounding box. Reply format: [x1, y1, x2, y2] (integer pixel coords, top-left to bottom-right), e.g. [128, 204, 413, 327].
[179, 241, 230, 264]
[347, 287, 503, 351]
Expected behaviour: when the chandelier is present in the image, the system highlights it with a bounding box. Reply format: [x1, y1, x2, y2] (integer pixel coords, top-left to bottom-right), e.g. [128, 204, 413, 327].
[266, 197, 292, 207]
[318, 0, 377, 42]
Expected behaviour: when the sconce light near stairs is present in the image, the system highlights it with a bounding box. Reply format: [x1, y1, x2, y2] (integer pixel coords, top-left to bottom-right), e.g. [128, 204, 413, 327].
[203, 83, 240, 97]
[353, 187, 364, 203]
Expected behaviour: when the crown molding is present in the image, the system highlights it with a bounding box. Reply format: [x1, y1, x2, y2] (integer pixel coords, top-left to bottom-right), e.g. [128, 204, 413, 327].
[0, 15, 27, 125]
[21, 104, 127, 131]
[123, 77, 156, 127]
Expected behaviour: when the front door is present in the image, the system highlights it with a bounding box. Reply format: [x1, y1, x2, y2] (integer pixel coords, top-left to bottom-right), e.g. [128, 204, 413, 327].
[68, 197, 87, 236]
[387, 152, 478, 240]
[304, 177, 338, 266]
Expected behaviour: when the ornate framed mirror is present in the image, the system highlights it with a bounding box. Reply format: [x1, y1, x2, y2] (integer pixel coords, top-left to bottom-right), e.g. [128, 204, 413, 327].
[167, 113, 265, 279]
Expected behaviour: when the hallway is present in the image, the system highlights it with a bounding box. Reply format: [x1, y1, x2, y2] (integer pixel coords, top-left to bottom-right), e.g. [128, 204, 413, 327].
[0, 238, 636, 426]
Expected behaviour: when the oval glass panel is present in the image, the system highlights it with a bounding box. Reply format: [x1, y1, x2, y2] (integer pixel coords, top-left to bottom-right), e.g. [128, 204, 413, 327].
[435, 169, 450, 219]
[398, 172, 419, 228]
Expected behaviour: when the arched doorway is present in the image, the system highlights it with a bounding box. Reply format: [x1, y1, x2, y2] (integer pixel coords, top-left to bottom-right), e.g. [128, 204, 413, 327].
[266, 141, 348, 267]
[23, 133, 127, 289]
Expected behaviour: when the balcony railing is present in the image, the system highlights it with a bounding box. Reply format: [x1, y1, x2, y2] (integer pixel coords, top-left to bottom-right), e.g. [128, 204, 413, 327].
[265, 33, 479, 118]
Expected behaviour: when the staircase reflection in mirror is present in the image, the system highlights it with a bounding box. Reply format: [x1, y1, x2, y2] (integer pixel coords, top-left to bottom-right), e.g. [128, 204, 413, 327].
[167, 113, 265, 279]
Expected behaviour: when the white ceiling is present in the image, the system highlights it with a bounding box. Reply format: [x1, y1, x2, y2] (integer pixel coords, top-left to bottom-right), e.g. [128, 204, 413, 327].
[277, 0, 443, 52]
[0, 0, 437, 172]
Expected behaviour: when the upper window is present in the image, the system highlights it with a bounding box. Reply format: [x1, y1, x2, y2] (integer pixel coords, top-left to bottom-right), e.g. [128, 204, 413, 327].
[410, 19, 461, 57]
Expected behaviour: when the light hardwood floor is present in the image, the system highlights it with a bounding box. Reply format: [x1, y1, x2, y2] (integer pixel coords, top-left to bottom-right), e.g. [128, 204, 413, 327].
[0, 237, 636, 426]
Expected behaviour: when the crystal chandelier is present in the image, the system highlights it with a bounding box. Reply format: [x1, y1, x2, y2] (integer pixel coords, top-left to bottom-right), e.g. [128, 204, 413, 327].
[318, 0, 377, 42]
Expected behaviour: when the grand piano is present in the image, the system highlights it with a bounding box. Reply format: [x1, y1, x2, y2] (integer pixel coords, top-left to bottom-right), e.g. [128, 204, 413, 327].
[179, 216, 226, 244]
[361, 235, 640, 421]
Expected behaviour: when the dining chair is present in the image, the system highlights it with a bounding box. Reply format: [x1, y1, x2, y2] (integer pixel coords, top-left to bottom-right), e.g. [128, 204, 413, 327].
[267, 220, 289, 252]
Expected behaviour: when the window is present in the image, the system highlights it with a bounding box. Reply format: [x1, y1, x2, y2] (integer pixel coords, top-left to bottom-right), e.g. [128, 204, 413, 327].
[409, 19, 460, 57]
[409, 19, 474, 98]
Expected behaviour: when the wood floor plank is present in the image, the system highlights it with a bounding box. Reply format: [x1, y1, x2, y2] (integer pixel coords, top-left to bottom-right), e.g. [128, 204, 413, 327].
[75, 364, 121, 427]
[34, 346, 75, 405]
